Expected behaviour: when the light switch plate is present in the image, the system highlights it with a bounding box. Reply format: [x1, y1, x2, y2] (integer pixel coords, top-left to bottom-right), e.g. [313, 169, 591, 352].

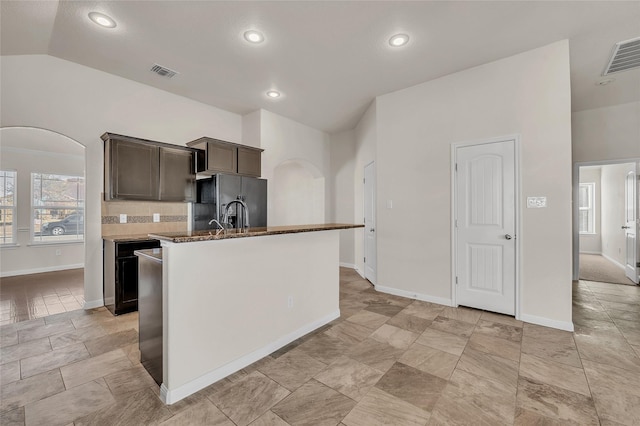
[153, 213, 160, 223]
[386, 200, 393, 209]
[119, 214, 127, 223]
[527, 197, 547, 208]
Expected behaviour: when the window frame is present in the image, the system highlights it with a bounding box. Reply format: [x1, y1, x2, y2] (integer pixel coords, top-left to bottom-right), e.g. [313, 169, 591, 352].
[30, 173, 85, 245]
[0, 170, 18, 247]
[578, 182, 596, 235]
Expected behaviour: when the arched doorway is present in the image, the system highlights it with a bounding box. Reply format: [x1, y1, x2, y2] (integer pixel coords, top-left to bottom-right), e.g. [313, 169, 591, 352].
[0, 127, 87, 321]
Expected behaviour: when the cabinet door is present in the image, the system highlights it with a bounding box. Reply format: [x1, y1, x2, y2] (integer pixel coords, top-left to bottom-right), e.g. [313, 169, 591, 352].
[160, 147, 196, 202]
[110, 139, 159, 200]
[207, 141, 237, 174]
[237, 147, 262, 177]
[117, 256, 139, 313]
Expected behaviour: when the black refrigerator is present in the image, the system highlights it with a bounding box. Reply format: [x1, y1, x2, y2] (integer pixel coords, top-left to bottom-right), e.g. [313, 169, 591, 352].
[193, 174, 267, 230]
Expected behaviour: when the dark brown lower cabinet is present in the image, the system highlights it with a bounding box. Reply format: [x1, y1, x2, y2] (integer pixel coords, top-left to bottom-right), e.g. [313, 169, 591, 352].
[104, 239, 161, 315]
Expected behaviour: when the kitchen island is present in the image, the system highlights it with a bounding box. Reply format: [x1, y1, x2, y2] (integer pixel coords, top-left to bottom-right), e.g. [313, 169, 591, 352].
[147, 223, 363, 404]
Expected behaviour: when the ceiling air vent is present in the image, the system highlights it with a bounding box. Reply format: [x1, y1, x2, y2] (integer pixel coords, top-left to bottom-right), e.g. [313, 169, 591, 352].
[603, 36, 640, 76]
[150, 64, 179, 79]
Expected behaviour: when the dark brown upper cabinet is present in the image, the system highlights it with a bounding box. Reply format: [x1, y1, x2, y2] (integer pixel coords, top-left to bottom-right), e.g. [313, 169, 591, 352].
[159, 146, 196, 202]
[187, 137, 263, 177]
[237, 146, 262, 177]
[102, 133, 196, 202]
[206, 140, 236, 174]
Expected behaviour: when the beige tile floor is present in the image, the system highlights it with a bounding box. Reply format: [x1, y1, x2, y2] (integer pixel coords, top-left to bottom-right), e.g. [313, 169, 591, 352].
[1, 269, 639, 425]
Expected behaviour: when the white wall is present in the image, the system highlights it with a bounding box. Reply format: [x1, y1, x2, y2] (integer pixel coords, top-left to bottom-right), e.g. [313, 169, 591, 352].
[601, 162, 635, 267]
[251, 109, 331, 227]
[0, 128, 85, 276]
[572, 101, 640, 163]
[373, 40, 573, 329]
[579, 167, 602, 254]
[1, 54, 242, 307]
[272, 161, 324, 226]
[241, 110, 261, 149]
[330, 129, 356, 266]
[162, 231, 339, 402]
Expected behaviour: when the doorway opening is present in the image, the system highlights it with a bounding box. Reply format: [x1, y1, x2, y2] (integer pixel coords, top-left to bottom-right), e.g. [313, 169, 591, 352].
[0, 127, 86, 324]
[574, 160, 639, 287]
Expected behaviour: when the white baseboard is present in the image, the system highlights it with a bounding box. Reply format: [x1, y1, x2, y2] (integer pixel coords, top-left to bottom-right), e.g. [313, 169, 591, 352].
[579, 250, 601, 255]
[0, 263, 84, 278]
[602, 253, 625, 271]
[519, 313, 574, 332]
[162, 310, 340, 405]
[160, 384, 169, 404]
[83, 299, 104, 310]
[374, 284, 453, 307]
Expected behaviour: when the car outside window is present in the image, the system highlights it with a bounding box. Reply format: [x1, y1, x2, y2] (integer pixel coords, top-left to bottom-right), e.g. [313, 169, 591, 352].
[32, 173, 85, 243]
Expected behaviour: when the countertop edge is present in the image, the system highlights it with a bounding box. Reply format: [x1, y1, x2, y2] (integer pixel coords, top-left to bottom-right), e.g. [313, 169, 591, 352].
[148, 223, 364, 243]
[102, 234, 160, 242]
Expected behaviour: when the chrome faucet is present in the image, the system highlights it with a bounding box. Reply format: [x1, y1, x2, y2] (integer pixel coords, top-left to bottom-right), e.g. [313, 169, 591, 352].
[208, 218, 224, 230]
[223, 199, 250, 229]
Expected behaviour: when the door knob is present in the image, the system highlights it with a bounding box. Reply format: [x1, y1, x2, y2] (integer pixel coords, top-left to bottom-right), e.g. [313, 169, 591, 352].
[622, 226, 631, 229]
[505, 234, 512, 240]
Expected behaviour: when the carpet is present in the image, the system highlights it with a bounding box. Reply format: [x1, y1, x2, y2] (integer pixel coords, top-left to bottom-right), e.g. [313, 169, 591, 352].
[579, 253, 636, 286]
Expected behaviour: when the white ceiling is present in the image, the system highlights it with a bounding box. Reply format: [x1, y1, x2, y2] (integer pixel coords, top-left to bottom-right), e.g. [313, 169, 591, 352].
[2, 1, 639, 134]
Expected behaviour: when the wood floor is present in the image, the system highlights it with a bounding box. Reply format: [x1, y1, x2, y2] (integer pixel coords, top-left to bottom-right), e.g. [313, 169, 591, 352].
[0, 269, 84, 325]
[0, 269, 639, 425]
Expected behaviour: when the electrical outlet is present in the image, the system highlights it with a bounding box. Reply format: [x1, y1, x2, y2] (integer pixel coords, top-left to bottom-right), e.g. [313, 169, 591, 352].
[386, 200, 393, 209]
[527, 197, 547, 208]
[119, 214, 127, 223]
[287, 296, 293, 308]
[55, 249, 61, 256]
[153, 213, 160, 223]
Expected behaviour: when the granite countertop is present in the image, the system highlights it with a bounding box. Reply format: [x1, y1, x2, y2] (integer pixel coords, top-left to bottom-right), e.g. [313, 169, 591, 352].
[148, 223, 364, 243]
[102, 234, 160, 242]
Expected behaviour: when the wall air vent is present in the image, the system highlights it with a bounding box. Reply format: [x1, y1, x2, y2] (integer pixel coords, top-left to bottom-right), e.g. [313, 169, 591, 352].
[150, 64, 179, 79]
[603, 36, 640, 76]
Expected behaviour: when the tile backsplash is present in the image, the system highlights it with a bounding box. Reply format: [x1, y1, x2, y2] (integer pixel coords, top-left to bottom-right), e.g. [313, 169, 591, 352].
[101, 198, 189, 236]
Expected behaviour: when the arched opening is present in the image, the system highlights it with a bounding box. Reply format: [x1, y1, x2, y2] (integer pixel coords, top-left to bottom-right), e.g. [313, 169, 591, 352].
[0, 127, 87, 321]
[272, 159, 325, 226]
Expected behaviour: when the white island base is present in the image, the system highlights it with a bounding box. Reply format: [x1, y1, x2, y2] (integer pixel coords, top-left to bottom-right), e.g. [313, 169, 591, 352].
[159, 229, 341, 404]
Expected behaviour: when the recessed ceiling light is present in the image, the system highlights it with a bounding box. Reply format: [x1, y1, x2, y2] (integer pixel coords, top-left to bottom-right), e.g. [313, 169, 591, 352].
[88, 12, 117, 28]
[244, 30, 264, 44]
[389, 34, 409, 47]
[266, 90, 281, 99]
[595, 78, 615, 86]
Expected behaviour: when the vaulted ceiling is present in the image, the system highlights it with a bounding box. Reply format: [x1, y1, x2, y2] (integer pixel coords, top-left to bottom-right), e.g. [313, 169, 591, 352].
[2, 1, 639, 133]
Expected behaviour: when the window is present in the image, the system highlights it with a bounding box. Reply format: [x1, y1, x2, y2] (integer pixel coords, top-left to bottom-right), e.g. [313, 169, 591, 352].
[579, 182, 595, 234]
[32, 173, 85, 243]
[0, 170, 17, 245]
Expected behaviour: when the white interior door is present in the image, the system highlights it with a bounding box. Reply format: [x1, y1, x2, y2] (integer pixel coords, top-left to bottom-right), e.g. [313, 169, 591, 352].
[455, 140, 516, 315]
[364, 162, 377, 284]
[624, 169, 639, 283]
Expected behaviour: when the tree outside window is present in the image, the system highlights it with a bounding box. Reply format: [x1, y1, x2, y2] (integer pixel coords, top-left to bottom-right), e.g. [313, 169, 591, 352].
[0, 170, 17, 245]
[578, 182, 595, 234]
[32, 173, 85, 243]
